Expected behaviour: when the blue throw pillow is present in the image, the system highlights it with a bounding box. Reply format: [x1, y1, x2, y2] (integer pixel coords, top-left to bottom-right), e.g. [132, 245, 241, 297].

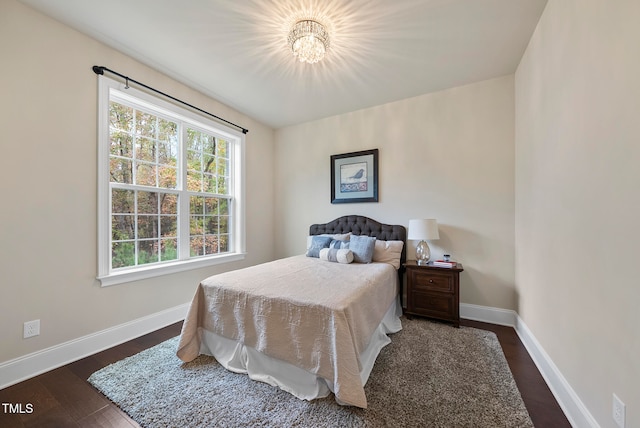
[349, 235, 376, 263]
[306, 236, 333, 258]
[329, 239, 350, 249]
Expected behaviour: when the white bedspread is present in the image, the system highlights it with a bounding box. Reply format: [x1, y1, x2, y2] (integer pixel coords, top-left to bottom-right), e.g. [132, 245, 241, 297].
[177, 255, 398, 408]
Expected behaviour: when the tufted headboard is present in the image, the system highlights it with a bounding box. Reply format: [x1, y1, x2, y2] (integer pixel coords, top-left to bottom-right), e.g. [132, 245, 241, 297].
[309, 215, 407, 295]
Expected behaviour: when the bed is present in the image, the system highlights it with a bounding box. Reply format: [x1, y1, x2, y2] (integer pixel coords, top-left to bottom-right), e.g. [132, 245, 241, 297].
[176, 215, 406, 408]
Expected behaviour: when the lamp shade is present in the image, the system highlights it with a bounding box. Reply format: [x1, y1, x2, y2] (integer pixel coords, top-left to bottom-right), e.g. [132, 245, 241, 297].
[408, 219, 440, 241]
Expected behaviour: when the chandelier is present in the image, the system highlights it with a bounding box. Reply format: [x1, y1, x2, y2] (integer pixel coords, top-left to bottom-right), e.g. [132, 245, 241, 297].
[287, 19, 330, 64]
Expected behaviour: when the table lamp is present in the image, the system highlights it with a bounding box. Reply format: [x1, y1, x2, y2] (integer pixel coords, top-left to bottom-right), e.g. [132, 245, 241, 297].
[408, 219, 439, 265]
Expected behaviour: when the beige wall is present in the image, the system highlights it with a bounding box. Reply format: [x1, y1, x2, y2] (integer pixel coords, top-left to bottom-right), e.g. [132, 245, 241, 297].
[275, 75, 516, 311]
[515, 0, 640, 427]
[0, 0, 275, 363]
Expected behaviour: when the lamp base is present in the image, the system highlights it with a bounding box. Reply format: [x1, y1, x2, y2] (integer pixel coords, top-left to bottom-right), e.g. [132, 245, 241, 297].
[416, 240, 431, 265]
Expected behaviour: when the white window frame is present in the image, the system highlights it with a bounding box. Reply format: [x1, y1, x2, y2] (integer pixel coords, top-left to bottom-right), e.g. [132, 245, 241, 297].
[97, 76, 245, 286]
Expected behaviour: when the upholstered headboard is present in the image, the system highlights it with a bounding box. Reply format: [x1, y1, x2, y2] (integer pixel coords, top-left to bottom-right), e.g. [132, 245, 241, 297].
[309, 215, 407, 292]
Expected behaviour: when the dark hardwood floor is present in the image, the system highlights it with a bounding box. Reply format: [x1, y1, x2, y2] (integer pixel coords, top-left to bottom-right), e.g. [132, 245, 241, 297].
[462, 319, 571, 427]
[0, 319, 571, 427]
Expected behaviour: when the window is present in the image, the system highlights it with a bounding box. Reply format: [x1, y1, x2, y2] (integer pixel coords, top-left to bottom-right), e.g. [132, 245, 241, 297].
[97, 76, 245, 286]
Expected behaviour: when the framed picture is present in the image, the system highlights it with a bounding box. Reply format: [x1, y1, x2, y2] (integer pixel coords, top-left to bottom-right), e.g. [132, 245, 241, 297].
[330, 149, 378, 204]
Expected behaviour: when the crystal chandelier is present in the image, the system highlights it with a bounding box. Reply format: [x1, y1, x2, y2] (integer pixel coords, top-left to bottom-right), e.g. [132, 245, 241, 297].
[287, 20, 330, 64]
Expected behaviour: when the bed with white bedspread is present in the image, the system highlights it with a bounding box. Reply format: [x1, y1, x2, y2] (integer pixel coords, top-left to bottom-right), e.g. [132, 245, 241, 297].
[176, 216, 406, 408]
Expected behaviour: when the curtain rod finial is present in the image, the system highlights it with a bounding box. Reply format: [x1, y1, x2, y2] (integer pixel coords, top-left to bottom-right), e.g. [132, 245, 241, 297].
[92, 66, 105, 75]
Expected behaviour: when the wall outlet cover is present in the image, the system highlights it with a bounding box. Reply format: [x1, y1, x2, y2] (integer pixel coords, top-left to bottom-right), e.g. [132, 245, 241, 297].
[23, 319, 40, 338]
[613, 393, 626, 428]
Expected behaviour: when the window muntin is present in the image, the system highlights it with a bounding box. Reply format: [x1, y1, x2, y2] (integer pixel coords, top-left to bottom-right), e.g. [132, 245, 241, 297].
[97, 76, 245, 285]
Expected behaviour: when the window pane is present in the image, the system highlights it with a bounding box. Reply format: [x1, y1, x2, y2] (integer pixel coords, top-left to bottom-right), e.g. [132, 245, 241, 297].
[136, 111, 156, 138]
[219, 198, 229, 216]
[161, 194, 178, 214]
[138, 240, 158, 265]
[217, 157, 228, 177]
[137, 137, 156, 162]
[186, 129, 201, 152]
[190, 236, 204, 256]
[110, 132, 133, 158]
[205, 235, 218, 255]
[136, 163, 157, 187]
[217, 140, 228, 158]
[112, 215, 134, 240]
[203, 134, 215, 155]
[138, 215, 158, 239]
[159, 166, 177, 189]
[190, 196, 203, 214]
[110, 158, 133, 184]
[203, 154, 215, 174]
[204, 174, 217, 193]
[218, 176, 228, 194]
[190, 216, 203, 235]
[219, 216, 229, 234]
[110, 102, 133, 132]
[158, 141, 177, 165]
[205, 216, 218, 234]
[112, 189, 134, 213]
[219, 235, 229, 252]
[187, 150, 201, 172]
[187, 170, 202, 192]
[161, 238, 178, 261]
[160, 215, 177, 238]
[204, 197, 218, 215]
[158, 118, 177, 143]
[112, 241, 135, 269]
[137, 191, 158, 214]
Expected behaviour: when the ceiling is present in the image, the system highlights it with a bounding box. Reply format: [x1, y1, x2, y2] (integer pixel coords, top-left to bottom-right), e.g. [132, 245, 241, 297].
[20, 0, 547, 129]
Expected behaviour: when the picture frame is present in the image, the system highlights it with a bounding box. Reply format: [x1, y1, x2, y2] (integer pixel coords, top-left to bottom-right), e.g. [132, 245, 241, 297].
[330, 149, 379, 204]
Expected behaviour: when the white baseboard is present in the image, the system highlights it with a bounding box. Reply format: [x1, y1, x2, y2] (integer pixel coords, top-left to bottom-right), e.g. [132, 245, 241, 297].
[460, 303, 598, 428]
[460, 302, 518, 326]
[0, 303, 189, 390]
[514, 316, 599, 428]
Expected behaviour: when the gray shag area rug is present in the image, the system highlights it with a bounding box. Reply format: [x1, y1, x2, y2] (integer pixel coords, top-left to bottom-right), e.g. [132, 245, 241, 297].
[88, 318, 533, 427]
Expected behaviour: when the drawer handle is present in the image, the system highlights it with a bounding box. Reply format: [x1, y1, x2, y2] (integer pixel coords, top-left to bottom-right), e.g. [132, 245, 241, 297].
[429, 279, 434, 283]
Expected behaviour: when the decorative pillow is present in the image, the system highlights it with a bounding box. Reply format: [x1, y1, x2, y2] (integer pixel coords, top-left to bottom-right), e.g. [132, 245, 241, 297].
[319, 248, 354, 264]
[306, 233, 351, 251]
[349, 235, 376, 263]
[372, 240, 404, 269]
[329, 239, 350, 249]
[306, 236, 333, 258]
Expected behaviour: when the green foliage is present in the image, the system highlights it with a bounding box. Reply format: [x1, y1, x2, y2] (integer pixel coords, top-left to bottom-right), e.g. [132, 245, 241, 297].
[112, 241, 135, 269]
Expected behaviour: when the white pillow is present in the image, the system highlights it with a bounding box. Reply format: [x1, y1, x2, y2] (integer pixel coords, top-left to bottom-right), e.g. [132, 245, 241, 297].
[319, 248, 354, 264]
[372, 240, 404, 269]
[306, 233, 351, 251]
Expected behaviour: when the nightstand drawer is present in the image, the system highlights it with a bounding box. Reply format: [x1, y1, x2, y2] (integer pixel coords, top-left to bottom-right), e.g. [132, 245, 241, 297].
[408, 291, 456, 320]
[410, 270, 454, 293]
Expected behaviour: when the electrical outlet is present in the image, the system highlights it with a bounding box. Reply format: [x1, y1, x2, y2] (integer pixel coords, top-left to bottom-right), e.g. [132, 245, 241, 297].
[613, 393, 625, 428]
[23, 319, 40, 338]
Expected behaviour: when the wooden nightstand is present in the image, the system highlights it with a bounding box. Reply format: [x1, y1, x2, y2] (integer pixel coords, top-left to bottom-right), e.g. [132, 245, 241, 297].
[403, 260, 464, 327]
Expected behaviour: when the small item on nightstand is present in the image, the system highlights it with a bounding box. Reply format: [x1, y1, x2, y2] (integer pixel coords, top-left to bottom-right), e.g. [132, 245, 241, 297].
[432, 259, 457, 268]
[443, 254, 451, 262]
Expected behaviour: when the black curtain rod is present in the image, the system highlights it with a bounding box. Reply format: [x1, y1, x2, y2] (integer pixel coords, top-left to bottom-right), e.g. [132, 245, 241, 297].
[92, 65, 248, 134]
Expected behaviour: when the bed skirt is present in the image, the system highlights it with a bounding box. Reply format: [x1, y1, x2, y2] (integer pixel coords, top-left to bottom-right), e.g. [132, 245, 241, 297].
[197, 296, 403, 405]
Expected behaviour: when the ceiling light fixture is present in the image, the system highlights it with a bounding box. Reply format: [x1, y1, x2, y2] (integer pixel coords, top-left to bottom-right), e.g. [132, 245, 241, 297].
[287, 19, 330, 64]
